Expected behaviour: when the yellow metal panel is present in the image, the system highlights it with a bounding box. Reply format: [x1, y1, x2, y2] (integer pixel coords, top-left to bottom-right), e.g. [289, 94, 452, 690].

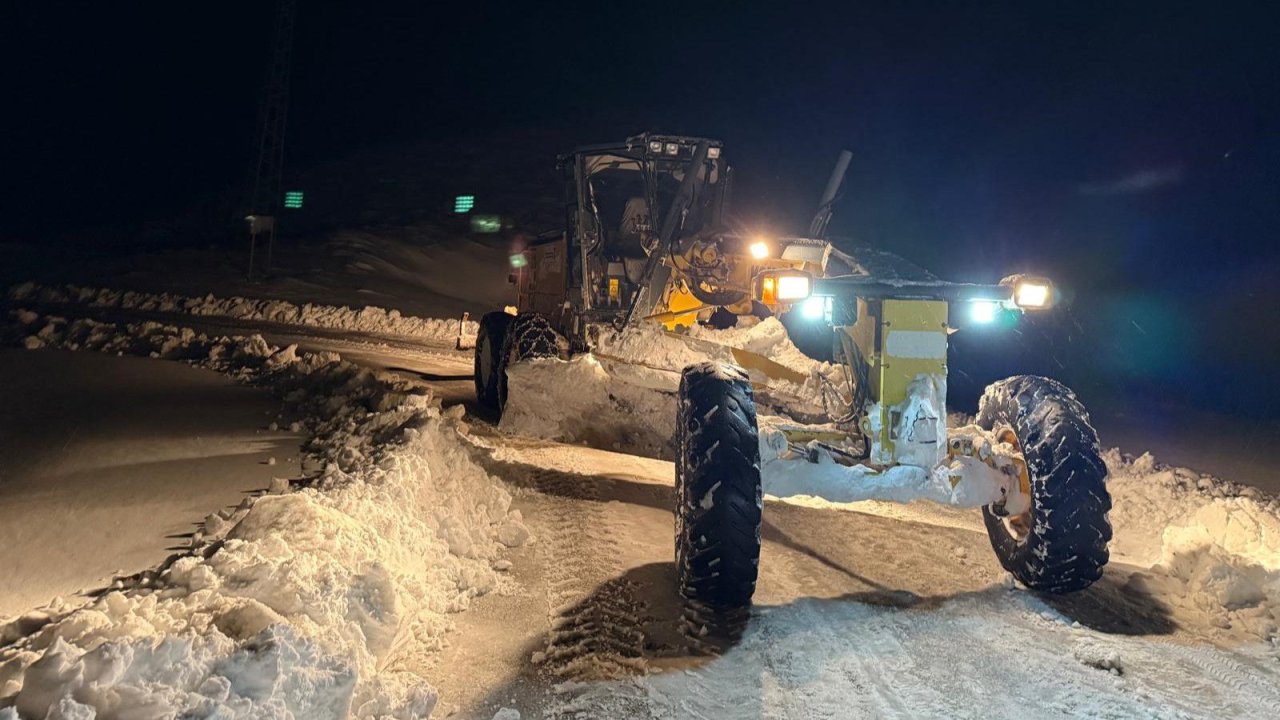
[659, 283, 704, 330]
[728, 347, 809, 385]
[875, 299, 949, 461]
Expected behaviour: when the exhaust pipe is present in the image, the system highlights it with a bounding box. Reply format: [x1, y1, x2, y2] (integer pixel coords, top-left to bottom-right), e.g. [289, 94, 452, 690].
[809, 149, 852, 239]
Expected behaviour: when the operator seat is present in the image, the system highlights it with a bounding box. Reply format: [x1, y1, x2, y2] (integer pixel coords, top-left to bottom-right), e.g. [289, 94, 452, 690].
[608, 196, 651, 259]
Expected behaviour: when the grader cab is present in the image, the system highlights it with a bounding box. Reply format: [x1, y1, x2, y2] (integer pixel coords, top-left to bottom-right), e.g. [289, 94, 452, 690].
[509, 134, 822, 343]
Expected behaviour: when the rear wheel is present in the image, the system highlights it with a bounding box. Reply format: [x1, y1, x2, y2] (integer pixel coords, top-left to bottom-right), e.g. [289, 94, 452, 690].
[474, 311, 514, 410]
[497, 312, 559, 412]
[978, 375, 1112, 593]
[675, 362, 762, 612]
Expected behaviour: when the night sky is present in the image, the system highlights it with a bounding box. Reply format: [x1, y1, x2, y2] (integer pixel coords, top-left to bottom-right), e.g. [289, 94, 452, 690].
[3, 1, 1278, 411]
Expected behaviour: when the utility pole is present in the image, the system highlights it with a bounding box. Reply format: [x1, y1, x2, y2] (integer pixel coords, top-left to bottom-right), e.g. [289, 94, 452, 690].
[245, 0, 297, 278]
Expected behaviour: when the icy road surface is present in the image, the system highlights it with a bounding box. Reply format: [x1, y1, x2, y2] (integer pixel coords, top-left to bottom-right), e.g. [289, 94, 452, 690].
[415, 434, 1280, 719]
[0, 349, 300, 618]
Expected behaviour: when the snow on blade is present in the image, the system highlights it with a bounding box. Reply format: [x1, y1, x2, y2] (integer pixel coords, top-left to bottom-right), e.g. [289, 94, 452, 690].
[499, 318, 843, 459]
[1, 310, 529, 718]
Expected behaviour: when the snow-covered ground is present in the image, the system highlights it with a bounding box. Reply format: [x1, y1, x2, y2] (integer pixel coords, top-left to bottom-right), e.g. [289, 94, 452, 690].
[5, 266, 1280, 718]
[1, 312, 529, 717]
[0, 349, 301, 620]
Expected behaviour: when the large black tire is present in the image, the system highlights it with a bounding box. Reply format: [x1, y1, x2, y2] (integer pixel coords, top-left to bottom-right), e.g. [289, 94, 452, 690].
[675, 362, 763, 611]
[474, 312, 514, 410]
[497, 312, 559, 412]
[978, 375, 1112, 593]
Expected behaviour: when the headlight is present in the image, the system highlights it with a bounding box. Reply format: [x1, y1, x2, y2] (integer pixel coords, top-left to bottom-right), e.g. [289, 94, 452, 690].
[801, 296, 832, 321]
[777, 275, 811, 301]
[969, 300, 999, 324]
[1014, 280, 1052, 308]
[749, 240, 769, 259]
[756, 271, 813, 305]
[1001, 275, 1055, 309]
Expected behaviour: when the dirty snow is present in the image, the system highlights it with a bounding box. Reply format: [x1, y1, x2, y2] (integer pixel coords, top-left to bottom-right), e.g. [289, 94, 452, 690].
[1, 310, 528, 717]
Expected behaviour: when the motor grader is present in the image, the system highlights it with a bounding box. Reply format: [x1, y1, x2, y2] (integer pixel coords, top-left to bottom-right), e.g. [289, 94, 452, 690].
[474, 133, 1111, 614]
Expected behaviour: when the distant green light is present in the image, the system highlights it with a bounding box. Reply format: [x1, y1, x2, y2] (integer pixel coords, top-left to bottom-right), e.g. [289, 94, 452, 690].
[509, 253, 528, 269]
[454, 194, 475, 213]
[283, 190, 304, 209]
[470, 214, 502, 234]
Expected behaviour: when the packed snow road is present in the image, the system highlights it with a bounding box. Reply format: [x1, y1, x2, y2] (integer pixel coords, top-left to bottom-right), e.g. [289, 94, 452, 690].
[4, 292, 1280, 718]
[0, 349, 301, 619]
[419, 431, 1280, 719]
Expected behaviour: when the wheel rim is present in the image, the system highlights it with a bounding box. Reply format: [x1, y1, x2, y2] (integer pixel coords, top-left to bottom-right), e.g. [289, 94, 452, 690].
[995, 426, 1033, 543]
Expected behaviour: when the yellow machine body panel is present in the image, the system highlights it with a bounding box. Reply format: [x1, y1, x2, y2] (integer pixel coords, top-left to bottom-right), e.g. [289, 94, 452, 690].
[849, 298, 950, 463]
[655, 282, 705, 330]
[650, 242, 820, 330]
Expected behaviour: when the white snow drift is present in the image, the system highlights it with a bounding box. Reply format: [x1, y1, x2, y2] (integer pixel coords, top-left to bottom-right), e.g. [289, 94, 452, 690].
[1, 311, 528, 718]
[9, 282, 475, 345]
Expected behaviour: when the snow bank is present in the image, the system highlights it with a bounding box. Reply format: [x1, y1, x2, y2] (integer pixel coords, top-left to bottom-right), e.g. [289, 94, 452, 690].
[2, 310, 528, 718]
[8, 282, 475, 344]
[1104, 450, 1280, 636]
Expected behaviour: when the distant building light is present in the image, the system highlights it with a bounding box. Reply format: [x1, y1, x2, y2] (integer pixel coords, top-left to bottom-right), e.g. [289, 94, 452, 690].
[283, 190, 304, 209]
[470, 214, 502, 234]
[454, 194, 476, 213]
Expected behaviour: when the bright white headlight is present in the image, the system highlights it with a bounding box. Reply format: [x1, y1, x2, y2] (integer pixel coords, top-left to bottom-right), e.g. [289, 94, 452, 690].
[1014, 281, 1051, 308]
[749, 240, 769, 259]
[970, 300, 999, 324]
[801, 296, 830, 320]
[777, 275, 811, 301]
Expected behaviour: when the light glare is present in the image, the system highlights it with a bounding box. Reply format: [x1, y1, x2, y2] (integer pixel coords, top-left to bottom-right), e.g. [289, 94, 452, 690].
[777, 275, 811, 301]
[1015, 282, 1051, 308]
[970, 301, 999, 324]
[749, 241, 769, 259]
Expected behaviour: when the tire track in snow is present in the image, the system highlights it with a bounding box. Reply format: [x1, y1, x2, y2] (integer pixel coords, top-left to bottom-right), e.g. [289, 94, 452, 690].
[1161, 642, 1280, 716]
[522, 467, 651, 694]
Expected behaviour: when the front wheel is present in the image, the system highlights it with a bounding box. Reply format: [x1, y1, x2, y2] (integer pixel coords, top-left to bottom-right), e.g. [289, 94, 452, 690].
[474, 311, 514, 410]
[978, 375, 1112, 593]
[497, 312, 559, 412]
[675, 362, 763, 612]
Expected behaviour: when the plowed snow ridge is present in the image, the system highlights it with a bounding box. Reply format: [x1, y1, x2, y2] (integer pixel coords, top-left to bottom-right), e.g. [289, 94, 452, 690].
[9, 282, 475, 343]
[1, 311, 526, 718]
